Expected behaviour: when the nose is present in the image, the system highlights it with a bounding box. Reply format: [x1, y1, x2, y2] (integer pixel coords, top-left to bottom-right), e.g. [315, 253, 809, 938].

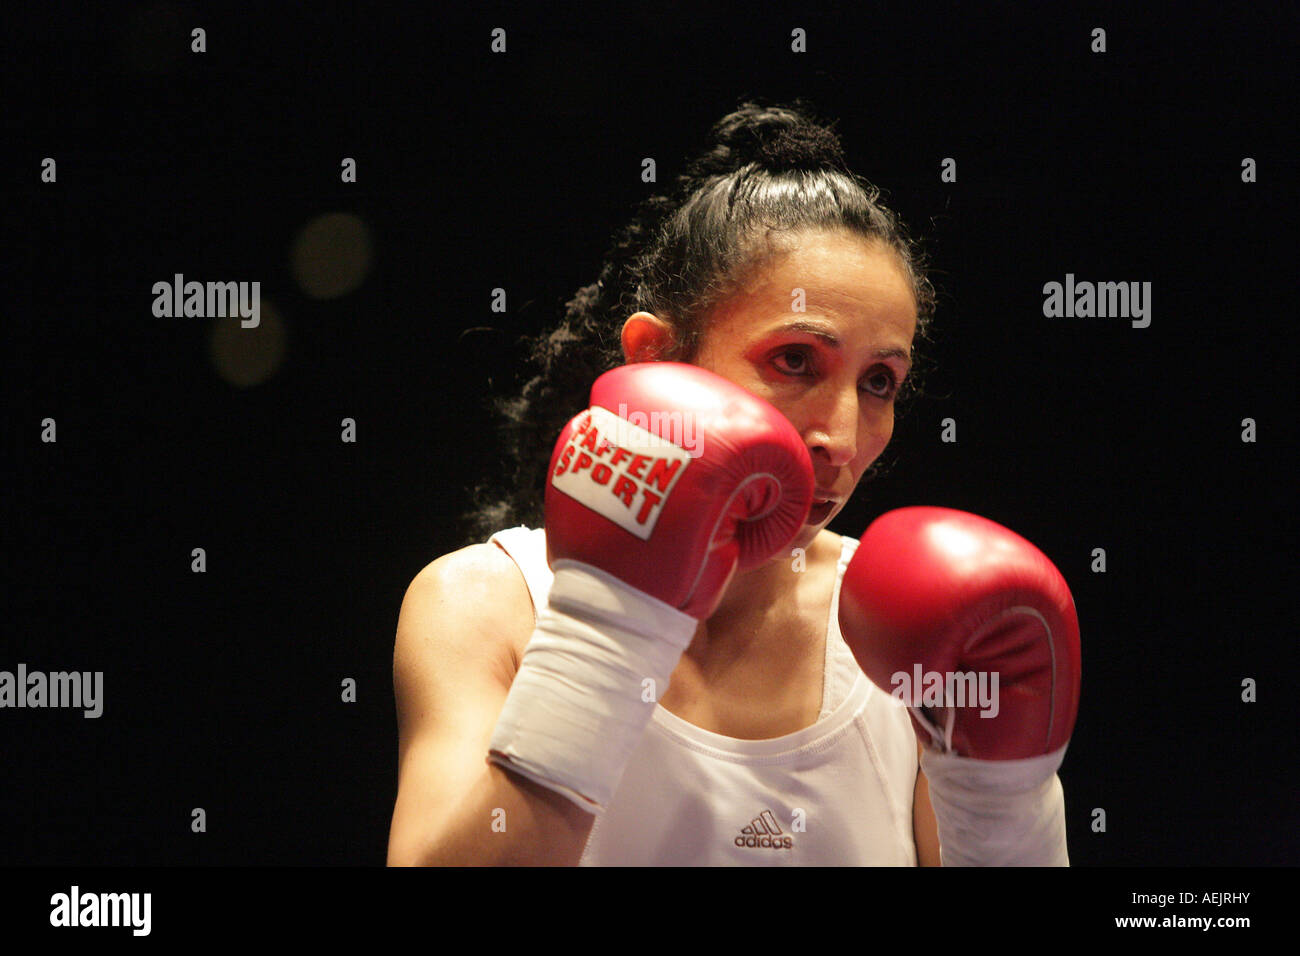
[804, 383, 859, 469]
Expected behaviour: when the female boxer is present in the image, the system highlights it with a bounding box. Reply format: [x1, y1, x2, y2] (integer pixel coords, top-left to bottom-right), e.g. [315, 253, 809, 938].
[387, 100, 1076, 866]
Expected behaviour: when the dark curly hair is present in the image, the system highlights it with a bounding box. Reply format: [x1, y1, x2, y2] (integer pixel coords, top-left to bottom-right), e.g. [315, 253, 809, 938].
[460, 97, 937, 546]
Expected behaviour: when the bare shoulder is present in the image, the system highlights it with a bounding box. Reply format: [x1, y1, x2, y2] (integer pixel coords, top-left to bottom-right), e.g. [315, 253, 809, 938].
[399, 542, 535, 658]
[401, 542, 534, 633]
[393, 543, 535, 729]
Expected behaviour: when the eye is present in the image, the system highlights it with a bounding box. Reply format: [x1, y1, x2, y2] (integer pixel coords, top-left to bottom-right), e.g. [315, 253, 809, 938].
[772, 346, 814, 377]
[860, 368, 900, 398]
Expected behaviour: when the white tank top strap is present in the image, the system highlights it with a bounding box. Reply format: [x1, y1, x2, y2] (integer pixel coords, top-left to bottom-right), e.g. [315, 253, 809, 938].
[822, 534, 864, 719]
[487, 526, 553, 617]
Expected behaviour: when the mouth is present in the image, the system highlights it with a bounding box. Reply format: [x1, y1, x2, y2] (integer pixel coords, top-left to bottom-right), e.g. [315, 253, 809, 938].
[806, 492, 840, 526]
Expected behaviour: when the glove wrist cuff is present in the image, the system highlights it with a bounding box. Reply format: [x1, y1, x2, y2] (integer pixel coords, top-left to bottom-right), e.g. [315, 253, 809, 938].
[487, 562, 698, 813]
[920, 743, 1070, 866]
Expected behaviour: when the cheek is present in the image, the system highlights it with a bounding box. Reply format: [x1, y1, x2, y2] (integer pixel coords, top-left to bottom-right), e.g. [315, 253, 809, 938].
[854, 413, 895, 470]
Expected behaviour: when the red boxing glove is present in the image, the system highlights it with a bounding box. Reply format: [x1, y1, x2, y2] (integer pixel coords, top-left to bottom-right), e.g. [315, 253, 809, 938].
[546, 362, 814, 619]
[838, 507, 1081, 759]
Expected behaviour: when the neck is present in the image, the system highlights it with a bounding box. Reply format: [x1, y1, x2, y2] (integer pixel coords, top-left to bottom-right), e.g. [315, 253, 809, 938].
[703, 529, 836, 633]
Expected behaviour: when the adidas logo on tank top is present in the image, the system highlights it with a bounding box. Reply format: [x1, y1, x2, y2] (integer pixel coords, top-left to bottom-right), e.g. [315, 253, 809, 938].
[735, 810, 793, 850]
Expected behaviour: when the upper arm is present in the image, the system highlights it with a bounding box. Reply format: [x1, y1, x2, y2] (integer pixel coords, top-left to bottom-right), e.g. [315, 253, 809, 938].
[913, 739, 942, 866]
[387, 543, 534, 865]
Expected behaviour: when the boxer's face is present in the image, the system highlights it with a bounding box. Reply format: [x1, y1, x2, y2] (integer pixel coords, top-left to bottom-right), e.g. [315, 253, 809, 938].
[692, 228, 918, 552]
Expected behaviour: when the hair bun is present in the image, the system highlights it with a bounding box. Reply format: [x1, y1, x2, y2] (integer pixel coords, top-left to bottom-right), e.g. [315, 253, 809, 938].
[756, 124, 846, 171]
[713, 102, 848, 173]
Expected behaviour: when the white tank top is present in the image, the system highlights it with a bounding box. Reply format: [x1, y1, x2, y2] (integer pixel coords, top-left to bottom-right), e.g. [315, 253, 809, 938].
[488, 526, 920, 866]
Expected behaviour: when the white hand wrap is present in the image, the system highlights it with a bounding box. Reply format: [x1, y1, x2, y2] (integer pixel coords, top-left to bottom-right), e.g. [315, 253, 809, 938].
[487, 560, 697, 813]
[921, 743, 1070, 866]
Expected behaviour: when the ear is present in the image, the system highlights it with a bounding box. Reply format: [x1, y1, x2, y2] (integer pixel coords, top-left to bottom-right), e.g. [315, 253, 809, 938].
[620, 312, 676, 364]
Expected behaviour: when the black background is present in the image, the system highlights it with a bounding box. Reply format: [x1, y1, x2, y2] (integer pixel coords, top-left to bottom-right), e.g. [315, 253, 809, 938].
[5, 2, 1297, 867]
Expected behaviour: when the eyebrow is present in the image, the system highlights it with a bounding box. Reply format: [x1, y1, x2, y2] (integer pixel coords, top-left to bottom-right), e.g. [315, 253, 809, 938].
[768, 320, 912, 365]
